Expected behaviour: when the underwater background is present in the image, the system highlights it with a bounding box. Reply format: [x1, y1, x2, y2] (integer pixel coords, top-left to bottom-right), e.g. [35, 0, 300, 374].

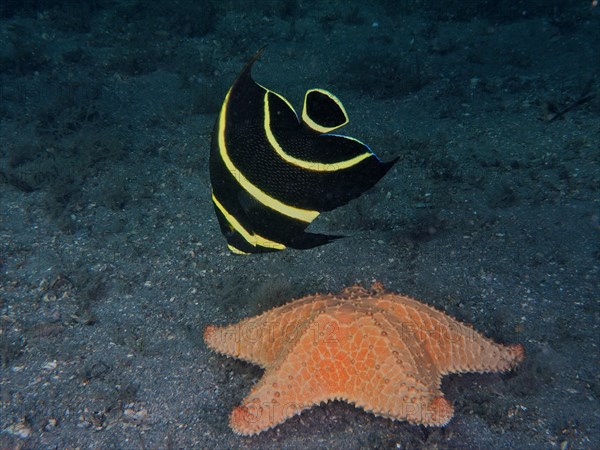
[1, 0, 598, 448]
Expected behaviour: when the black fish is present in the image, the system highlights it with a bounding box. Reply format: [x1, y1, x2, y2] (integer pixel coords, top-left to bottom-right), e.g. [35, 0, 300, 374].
[210, 49, 396, 254]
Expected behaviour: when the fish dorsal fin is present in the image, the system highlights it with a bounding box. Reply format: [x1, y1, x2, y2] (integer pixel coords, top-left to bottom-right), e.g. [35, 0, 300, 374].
[302, 89, 349, 133]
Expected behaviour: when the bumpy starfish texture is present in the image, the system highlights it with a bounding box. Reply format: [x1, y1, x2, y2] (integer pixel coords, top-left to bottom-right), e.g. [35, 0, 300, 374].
[204, 282, 524, 436]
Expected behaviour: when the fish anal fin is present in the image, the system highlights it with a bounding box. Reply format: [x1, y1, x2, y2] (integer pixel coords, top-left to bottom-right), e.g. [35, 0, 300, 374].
[289, 231, 344, 250]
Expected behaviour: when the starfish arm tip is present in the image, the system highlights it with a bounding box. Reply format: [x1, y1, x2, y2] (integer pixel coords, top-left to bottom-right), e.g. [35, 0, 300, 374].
[509, 343, 526, 364]
[203, 325, 217, 340]
[428, 396, 454, 426]
[230, 405, 258, 436]
[203, 325, 224, 351]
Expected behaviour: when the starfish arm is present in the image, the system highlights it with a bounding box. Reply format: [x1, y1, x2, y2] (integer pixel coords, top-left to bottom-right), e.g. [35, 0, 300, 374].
[380, 296, 525, 375]
[341, 311, 454, 426]
[228, 314, 337, 435]
[204, 296, 346, 368]
[418, 311, 525, 375]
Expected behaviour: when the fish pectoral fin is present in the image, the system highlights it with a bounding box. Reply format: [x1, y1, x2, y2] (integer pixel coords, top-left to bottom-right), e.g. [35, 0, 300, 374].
[302, 89, 349, 133]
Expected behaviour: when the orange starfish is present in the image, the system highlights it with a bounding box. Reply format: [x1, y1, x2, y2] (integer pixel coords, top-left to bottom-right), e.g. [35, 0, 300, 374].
[204, 282, 524, 436]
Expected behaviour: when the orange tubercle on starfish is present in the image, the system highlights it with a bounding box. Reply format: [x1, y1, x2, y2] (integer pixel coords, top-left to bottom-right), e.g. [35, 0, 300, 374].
[204, 281, 525, 436]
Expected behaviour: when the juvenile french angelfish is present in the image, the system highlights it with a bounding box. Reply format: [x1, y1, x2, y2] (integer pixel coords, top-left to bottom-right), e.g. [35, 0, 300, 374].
[210, 48, 396, 254]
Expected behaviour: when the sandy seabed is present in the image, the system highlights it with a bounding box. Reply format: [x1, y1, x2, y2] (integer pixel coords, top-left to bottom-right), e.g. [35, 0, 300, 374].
[1, 1, 599, 448]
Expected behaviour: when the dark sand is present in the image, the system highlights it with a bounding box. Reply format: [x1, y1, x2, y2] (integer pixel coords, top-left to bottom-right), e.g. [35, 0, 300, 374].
[1, 1, 599, 448]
